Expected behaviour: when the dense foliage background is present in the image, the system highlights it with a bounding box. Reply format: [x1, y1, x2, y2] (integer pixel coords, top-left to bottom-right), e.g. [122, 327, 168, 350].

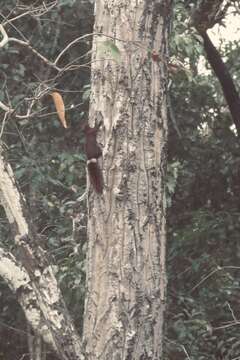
[166, 2, 240, 359]
[0, 1, 240, 359]
[0, 1, 93, 358]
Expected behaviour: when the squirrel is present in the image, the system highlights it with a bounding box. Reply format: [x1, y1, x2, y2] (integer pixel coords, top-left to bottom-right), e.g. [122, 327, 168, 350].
[84, 124, 103, 194]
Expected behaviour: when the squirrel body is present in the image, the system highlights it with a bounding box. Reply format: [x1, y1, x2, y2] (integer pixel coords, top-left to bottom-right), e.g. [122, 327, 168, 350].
[84, 124, 103, 193]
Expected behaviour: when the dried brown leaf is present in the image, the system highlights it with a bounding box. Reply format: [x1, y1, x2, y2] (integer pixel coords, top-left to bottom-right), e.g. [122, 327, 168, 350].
[50, 91, 68, 128]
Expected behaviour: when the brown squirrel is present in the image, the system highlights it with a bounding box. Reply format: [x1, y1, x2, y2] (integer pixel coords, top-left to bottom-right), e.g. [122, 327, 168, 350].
[84, 124, 103, 193]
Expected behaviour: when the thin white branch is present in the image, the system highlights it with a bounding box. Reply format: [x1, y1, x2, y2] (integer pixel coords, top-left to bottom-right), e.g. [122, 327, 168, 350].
[0, 24, 8, 47]
[54, 35, 90, 65]
[190, 265, 240, 293]
[2, 1, 58, 24]
[0, 112, 8, 139]
[0, 100, 13, 113]
[0, 147, 29, 236]
[2, 10, 32, 26]
[54, 32, 128, 65]
[8, 37, 61, 71]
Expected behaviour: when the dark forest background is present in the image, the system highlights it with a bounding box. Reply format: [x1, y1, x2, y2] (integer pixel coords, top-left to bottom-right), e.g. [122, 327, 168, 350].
[0, 1, 240, 359]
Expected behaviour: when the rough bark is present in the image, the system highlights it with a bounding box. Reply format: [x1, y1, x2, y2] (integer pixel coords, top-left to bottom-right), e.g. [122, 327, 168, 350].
[0, 148, 84, 360]
[0, 247, 54, 349]
[83, 1, 172, 359]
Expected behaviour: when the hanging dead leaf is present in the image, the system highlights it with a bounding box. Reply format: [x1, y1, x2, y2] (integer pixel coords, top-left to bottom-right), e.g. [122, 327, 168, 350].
[50, 91, 68, 128]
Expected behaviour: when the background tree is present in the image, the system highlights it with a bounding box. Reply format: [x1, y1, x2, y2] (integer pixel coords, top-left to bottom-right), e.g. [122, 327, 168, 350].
[166, 1, 240, 359]
[0, 0, 172, 359]
[1, 0, 240, 359]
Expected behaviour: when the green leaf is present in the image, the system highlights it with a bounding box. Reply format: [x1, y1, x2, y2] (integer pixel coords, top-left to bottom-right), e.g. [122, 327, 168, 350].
[82, 87, 91, 101]
[97, 39, 121, 63]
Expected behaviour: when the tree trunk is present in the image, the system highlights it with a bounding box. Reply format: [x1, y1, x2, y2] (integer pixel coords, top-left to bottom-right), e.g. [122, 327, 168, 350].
[0, 149, 84, 360]
[0, 1, 172, 358]
[83, 1, 172, 359]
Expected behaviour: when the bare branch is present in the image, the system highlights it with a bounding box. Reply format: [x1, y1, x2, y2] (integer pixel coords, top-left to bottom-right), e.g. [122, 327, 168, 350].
[2, 10, 32, 26]
[8, 37, 61, 71]
[0, 112, 8, 139]
[0, 100, 13, 113]
[190, 265, 240, 293]
[0, 24, 8, 47]
[0, 27, 134, 120]
[54, 34, 91, 65]
[1, 1, 58, 25]
[53, 32, 137, 65]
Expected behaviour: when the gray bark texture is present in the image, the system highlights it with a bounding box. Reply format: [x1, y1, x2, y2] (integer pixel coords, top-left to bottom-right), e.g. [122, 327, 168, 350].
[83, 0, 172, 359]
[0, 0, 172, 358]
[0, 148, 84, 360]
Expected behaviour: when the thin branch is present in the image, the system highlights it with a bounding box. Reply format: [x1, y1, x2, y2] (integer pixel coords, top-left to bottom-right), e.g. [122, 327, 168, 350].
[54, 33, 96, 65]
[8, 37, 61, 71]
[0, 112, 8, 139]
[190, 265, 240, 293]
[213, 321, 240, 331]
[0, 24, 8, 47]
[0, 27, 149, 120]
[0, 100, 13, 113]
[165, 337, 192, 359]
[0, 10, 29, 42]
[2, 10, 32, 26]
[227, 301, 238, 322]
[2, 1, 58, 25]
[53, 31, 148, 65]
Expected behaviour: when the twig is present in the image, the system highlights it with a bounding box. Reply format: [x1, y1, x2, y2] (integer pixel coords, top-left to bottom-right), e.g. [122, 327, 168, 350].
[8, 37, 61, 71]
[165, 337, 191, 359]
[0, 100, 13, 113]
[0, 11, 29, 42]
[0, 24, 8, 47]
[54, 33, 94, 65]
[213, 321, 240, 331]
[2, 10, 32, 26]
[190, 265, 240, 293]
[0, 112, 8, 139]
[227, 301, 237, 322]
[190, 267, 221, 293]
[53, 31, 148, 65]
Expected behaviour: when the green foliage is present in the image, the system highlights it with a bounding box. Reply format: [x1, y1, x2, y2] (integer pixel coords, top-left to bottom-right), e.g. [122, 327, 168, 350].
[165, 2, 240, 359]
[1, 1, 240, 359]
[166, 161, 182, 207]
[0, 1, 93, 358]
[97, 39, 121, 63]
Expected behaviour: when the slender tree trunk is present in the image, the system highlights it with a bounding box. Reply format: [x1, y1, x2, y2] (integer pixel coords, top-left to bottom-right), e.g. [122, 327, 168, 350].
[83, 1, 172, 359]
[0, 149, 84, 360]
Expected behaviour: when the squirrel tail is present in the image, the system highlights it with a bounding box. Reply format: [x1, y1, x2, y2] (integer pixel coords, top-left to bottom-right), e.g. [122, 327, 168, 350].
[87, 160, 103, 194]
